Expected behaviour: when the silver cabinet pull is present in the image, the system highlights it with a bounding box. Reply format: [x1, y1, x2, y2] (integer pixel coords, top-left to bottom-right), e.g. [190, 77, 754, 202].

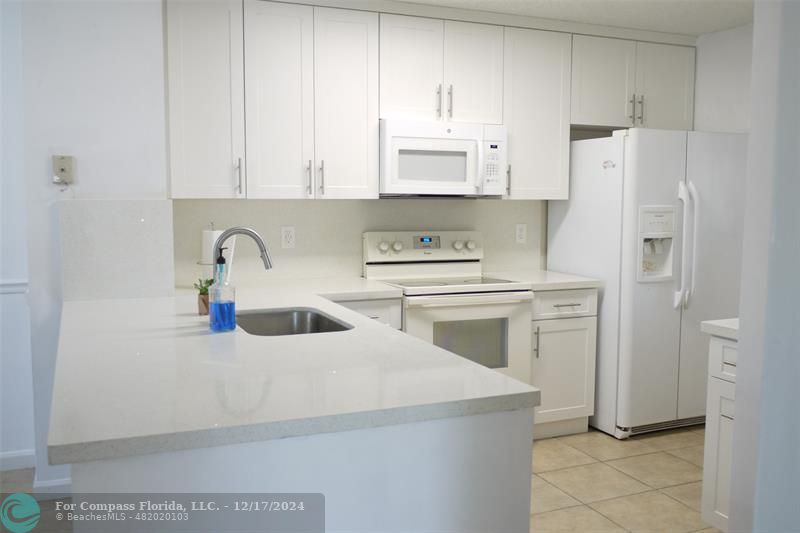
[506, 164, 512, 196]
[306, 159, 313, 196]
[533, 325, 541, 358]
[628, 94, 636, 125]
[553, 303, 582, 308]
[447, 84, 453, 118]
[436, 84, 442, 118]
[318, 159, 325, 195]
[235, 157, 243, 195]
[637, 95, 645, 125]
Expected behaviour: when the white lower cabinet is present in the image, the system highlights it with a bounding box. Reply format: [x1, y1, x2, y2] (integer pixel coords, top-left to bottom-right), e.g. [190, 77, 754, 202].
[336, 299, 401, 330]
[702, 335, 737, 532]
[531, 288, 598, 436]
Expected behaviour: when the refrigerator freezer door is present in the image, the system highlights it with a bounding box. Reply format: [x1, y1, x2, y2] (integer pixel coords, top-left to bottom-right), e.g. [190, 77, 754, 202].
[677, 132, 747, 419]
[548, 135, 625, 436]
[617, 128, 687, 429]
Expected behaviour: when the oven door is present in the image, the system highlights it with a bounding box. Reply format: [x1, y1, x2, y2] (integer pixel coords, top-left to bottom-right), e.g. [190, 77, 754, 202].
[403, 292, 533, 384]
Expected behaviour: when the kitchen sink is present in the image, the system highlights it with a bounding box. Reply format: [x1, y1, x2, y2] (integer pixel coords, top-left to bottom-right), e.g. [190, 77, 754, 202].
[236, 307, 353, 336]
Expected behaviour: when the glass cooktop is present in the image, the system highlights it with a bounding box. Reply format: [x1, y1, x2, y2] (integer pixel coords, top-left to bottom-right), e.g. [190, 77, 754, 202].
[389, 277, 514, 288]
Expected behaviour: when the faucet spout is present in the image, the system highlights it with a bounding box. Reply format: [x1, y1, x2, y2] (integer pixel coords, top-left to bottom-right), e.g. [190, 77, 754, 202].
[213, 227, 273, 271]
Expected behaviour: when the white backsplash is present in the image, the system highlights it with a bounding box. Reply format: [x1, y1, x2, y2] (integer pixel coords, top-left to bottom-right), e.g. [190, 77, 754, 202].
[173, 199, 546, 288]
[60, 199, 175, 300]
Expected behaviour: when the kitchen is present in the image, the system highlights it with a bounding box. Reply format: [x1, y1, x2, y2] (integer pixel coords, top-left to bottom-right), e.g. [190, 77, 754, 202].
[1, 0, 797, 532]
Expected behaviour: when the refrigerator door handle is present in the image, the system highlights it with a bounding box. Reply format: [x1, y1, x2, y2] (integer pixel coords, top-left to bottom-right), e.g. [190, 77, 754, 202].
[674, 181, 690, 309]
[686, 181, 700, 307]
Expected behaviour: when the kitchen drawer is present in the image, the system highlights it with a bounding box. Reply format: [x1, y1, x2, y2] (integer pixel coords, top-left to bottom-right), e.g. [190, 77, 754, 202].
[532, 289, 598, 320]
[337, 298, 402, 329]
[708, 336, 738, 383]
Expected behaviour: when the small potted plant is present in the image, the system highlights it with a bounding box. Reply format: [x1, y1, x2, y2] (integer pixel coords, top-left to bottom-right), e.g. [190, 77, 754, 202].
[193, 278, 214, 316]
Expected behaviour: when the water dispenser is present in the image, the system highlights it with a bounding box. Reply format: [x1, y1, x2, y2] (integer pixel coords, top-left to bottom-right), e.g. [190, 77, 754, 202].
[637, 206, 675, 282]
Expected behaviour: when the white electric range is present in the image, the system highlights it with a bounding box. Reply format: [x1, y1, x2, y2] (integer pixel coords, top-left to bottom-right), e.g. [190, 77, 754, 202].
[363, 231, 533, 384]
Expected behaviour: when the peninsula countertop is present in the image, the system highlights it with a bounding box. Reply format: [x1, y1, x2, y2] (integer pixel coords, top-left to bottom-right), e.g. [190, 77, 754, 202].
[49, 287, 539, 465]
[701, 318, 740, 341]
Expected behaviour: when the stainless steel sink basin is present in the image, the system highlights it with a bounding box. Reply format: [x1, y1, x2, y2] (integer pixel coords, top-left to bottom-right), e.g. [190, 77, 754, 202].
[236, 307, 353, 336]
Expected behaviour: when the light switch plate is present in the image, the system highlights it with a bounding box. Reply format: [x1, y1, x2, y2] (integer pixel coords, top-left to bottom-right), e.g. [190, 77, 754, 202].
[52, 155, 75, 185]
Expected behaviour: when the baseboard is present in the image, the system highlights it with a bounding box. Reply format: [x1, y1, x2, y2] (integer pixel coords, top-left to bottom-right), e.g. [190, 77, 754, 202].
[0, 449, 35, 471]
[32, 475, 72, 500]
[533, 417, 589, 439]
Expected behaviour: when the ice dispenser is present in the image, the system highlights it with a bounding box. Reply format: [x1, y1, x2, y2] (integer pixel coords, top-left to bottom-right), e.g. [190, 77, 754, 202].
[637, 207, 675, 282]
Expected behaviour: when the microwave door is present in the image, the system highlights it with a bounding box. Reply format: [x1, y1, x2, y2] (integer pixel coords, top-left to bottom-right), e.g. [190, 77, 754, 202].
[386, 137, 479, 195]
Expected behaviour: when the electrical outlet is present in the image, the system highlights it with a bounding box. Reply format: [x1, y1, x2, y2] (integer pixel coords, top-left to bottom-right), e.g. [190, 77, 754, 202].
[515, 224, 527, 244]
[281, 226, 296, 249]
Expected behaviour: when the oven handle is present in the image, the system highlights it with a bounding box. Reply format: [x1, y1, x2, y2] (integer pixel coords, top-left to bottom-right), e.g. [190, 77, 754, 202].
[405, 292, 533, 308]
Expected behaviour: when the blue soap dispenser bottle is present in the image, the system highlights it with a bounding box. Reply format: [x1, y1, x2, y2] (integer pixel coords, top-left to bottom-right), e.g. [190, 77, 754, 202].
[209, 247, 236, 332]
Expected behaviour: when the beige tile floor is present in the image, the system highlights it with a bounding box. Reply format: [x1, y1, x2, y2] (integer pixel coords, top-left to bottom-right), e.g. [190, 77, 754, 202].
[1, 426, 715, 533]
[530, 425, 719, 533]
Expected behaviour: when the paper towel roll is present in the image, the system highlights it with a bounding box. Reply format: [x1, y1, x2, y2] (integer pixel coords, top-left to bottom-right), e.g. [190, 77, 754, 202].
[201, 230, 223, 265]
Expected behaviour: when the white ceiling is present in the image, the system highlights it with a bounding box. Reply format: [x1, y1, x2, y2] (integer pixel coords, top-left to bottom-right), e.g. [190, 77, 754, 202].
[392, 0, 753, 36]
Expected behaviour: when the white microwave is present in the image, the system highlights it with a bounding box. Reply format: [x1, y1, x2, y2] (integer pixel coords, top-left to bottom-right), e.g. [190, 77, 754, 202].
[379, 119, 507, 196]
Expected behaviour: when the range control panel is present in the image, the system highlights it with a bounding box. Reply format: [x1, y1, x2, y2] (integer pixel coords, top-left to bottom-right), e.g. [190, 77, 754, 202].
[363, 231, 484, 263]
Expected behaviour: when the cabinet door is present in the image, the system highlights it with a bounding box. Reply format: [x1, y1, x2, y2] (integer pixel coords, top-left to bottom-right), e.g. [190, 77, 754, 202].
[532, 317, 597, 424]
[244, 1, 314, 199]
[443, 21, 504, 124]
[504, 28, 571, 199]
[635, 43, 695, 130]
[314, 8, 379, 199]
[379, 14, 444, 121]
[571, 35, 636, 127]
[167, 0, 245, 198]
[702, 377, 735, 532]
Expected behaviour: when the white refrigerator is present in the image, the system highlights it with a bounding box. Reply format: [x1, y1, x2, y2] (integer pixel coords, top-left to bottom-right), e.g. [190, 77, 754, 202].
[548, 128, 746, 438]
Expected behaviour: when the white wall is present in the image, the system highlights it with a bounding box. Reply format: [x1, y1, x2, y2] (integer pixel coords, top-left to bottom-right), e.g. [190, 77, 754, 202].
[0, 0, 36, 471]
[173, 199, 547, 287]
[731, 1, 800, 530]
[694, 24, 753, 133]
[20, 0, 168, 492]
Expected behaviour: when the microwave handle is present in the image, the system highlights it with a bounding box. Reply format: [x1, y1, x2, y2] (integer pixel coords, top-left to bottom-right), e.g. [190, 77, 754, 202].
[405, 292, 533, 308]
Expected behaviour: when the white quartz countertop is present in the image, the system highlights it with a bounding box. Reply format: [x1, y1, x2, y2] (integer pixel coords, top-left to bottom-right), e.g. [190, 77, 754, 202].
[701, 318, 740, 341]
[49, 287, 539, 465]
[233, 276, 404, 302]
[485, 269, 602, 291]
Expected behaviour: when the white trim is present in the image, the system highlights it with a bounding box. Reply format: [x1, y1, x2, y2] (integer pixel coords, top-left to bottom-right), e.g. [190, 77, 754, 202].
[273, 0, 697, 46]
[0, 449, 35, 471]
[32, 475, 72, 499]
[0, 279, 29, 295]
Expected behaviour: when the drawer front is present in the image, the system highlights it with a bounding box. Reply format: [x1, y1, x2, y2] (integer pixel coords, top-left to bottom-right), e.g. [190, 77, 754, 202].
[337, 299, 402, 329]
[708, 337, 738, 383]
[532, 289, 598, 320]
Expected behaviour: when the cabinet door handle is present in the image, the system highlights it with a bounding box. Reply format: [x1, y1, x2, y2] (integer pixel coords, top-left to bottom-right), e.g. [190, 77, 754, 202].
[318, 160, 325, 195]
[236, 157, 243, 195]
[506, 164, 511, 196]
[533, 325, 541, 358]
[628, 94, 636, 125]
[306, 160, 313, 196]
[553, 303, 582, 308]
[436, 84, 442, 118]
[448, 84, 453, 118]
[637, 95, 645, 125]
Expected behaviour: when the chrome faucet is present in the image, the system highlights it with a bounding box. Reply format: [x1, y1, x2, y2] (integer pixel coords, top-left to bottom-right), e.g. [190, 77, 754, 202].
[213, 227, 273, 270]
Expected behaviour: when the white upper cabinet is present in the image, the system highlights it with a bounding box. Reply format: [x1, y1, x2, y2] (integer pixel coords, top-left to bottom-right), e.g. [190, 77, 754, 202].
[314, 8, 379, 199]
[379, 15, 444, 121]
[571, 35, 637, 128]
[443, 21, 504, 124]
[244, 1, 314, 199]
[571, 35, 696, 129]
[167, 0, 245, 199]
[380, 15, 503, 124]
[634, 43, 695, 130]
[504, 28, 571, 199]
